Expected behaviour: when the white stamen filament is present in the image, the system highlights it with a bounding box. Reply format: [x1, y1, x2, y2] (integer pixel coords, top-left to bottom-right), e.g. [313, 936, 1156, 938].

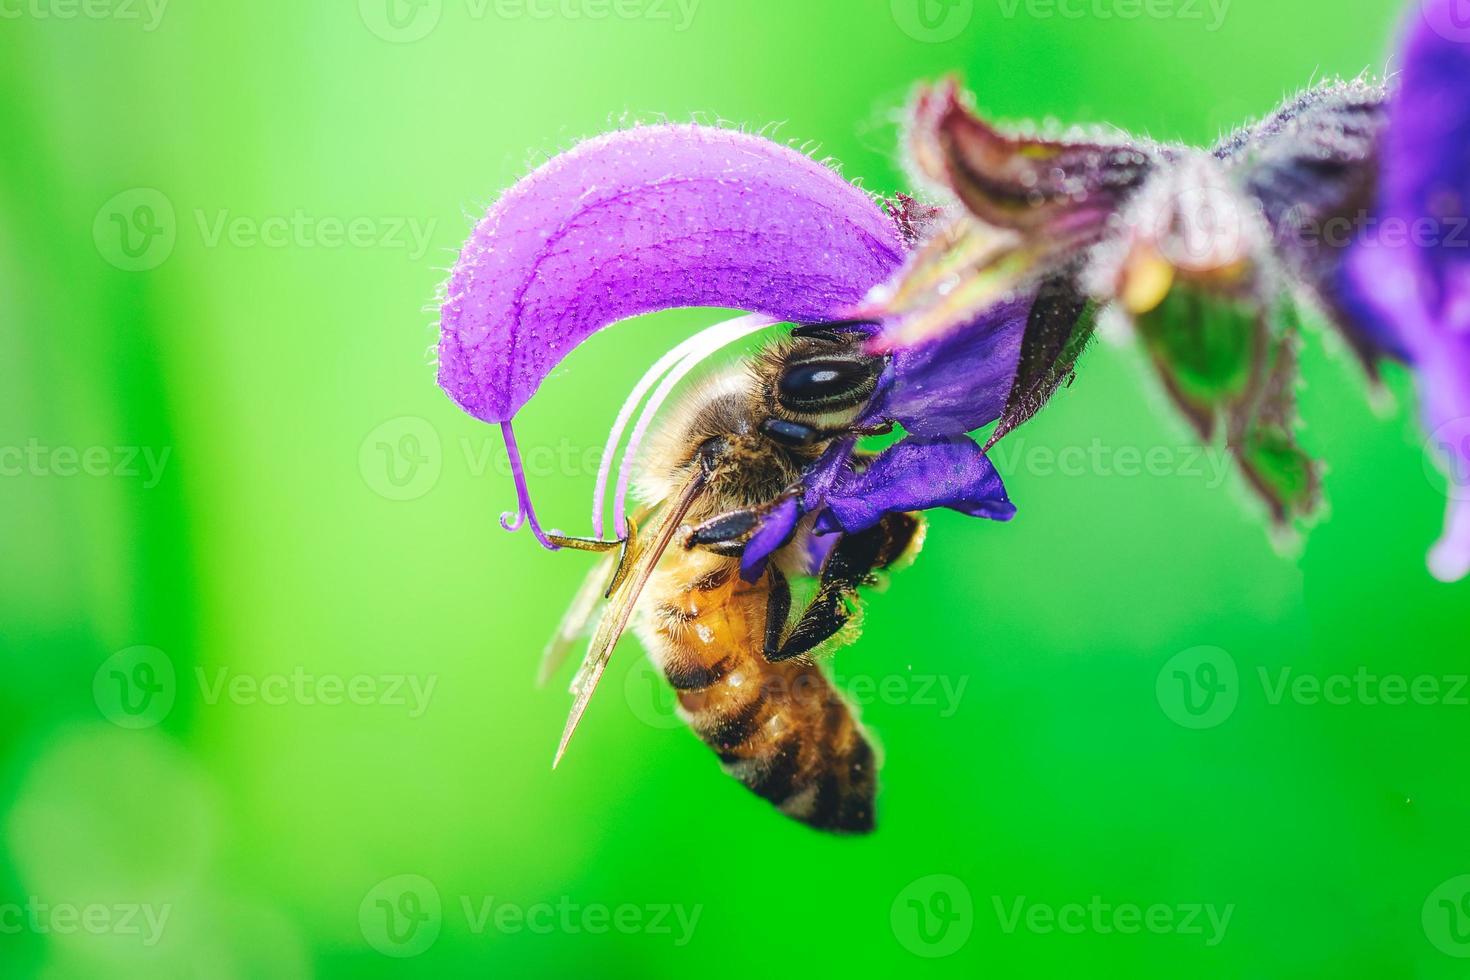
[590, 333, 705, 539]
[610, 313, 777, 536]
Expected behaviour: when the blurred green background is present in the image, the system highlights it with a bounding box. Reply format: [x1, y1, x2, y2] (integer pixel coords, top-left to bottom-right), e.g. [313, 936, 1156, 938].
[4, 0, 1467, 976]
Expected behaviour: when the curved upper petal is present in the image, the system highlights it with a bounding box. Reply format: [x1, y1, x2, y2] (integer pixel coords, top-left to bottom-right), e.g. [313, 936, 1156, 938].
[438, 125, 905, 423]
[1343, 0, 1470, 580]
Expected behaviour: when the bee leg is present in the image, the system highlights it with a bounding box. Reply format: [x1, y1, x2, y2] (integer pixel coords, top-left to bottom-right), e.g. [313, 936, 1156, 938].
[547, 517, 646, 599]
[763, 566, 793, 656]
[684, 508, 762, 556]
[544, 534, 621, 553]
[767, 513, 922, 663]
[684, 497, 796, 558]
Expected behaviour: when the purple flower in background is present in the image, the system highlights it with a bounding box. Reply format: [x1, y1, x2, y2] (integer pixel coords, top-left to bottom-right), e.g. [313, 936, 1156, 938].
[437, 124, 1031, 549]
[1343, 0, 1470, 581]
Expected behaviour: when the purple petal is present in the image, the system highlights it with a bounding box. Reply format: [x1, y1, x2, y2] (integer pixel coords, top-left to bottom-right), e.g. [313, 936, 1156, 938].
[1219, 80, 1403, 364]
[867, 298, 1029, 437]
[1343, 0, 1470, 580]
[438, 125, 905, 424]
[908, 80, 1153, 240]
[801, 437, 859, 502]
[738, 496, 802, 582]
[738, 439, 857, 582]
[815, 436, 1016, 535]
[1331, 260, 1414, 361]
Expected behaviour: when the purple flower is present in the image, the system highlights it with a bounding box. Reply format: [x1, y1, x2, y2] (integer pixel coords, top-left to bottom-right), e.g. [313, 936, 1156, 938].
[437, 124, 1031, 549]
[737, 433, 1015, 581]
[870, 79, 1414, 528]
[816, 435, 1016, 532]
[1342, 0, 1470, 581]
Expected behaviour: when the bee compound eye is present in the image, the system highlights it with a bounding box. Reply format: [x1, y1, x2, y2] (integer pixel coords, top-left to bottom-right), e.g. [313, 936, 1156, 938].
[776, 357, 880, 413]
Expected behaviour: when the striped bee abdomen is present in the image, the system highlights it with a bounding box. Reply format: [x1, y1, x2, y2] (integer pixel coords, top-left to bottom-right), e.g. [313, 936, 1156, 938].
[639, 554, 878, 833]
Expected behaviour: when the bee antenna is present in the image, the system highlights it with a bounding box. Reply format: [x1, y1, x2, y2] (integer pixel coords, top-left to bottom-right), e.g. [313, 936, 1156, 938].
[791, 319, 880, 339]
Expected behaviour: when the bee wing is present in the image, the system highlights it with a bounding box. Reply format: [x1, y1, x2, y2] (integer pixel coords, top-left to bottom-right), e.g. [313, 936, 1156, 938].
[537, 552, 617, 688]
[552, 473, 707, 768]
[537, 512, 651, 687]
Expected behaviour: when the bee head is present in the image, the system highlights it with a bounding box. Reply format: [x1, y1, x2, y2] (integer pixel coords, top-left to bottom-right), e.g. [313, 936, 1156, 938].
[756, 325, 886, 446]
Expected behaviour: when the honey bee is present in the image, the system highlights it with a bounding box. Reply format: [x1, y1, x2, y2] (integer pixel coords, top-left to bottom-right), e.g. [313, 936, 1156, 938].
[540, 325, 924, 833]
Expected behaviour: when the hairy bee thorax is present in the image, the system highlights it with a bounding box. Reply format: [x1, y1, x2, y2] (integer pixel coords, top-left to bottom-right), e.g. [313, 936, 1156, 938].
[634, 372, 815, 519]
